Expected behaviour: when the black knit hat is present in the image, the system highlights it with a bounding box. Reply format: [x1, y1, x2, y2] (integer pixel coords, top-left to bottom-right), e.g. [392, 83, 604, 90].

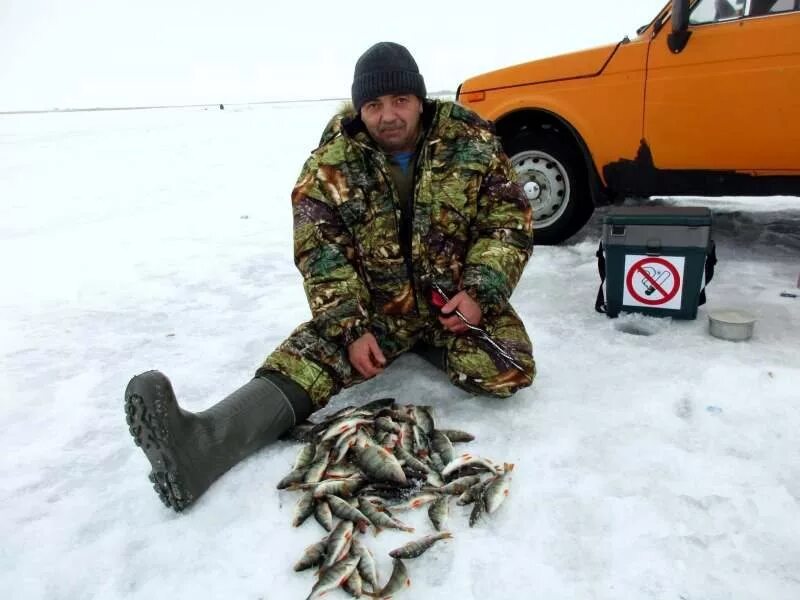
[351, 42, 427, 113]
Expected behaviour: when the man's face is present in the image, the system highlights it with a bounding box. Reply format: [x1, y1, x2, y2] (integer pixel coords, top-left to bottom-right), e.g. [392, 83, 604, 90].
[360, 94, 423, 153]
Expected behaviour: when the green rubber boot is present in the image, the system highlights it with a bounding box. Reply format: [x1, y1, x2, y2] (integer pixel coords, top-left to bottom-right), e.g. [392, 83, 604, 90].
[124, 370, 311, 512]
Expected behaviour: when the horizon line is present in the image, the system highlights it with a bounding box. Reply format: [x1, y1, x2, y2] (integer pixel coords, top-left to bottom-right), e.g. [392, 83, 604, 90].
[0, 91, 457, 116]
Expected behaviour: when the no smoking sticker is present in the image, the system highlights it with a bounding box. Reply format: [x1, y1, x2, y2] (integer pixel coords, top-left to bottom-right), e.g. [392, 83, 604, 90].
[623, 255, 685, 310]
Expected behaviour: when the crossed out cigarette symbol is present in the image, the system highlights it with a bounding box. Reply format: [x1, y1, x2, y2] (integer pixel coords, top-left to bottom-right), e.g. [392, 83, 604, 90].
[626, 257, 681, 305]
[639, 266, 671, 296]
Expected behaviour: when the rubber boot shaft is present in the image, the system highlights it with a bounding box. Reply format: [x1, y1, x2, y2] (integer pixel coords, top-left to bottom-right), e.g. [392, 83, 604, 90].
[259, 370, 314, 420]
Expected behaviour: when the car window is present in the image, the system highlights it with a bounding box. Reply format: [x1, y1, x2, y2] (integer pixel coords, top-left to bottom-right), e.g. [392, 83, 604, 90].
[690, 0, 798, 24]
[690, 0, 745, 24]
[746, 0, 798, 16]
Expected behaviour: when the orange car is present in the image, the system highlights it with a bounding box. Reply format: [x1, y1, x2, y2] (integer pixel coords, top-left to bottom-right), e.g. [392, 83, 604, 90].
[457, 0, 800, 243]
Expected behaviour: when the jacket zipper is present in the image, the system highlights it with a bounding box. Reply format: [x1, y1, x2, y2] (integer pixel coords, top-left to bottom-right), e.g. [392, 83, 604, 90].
[356, 133, 434, 317]
[383, 151, 420, 315]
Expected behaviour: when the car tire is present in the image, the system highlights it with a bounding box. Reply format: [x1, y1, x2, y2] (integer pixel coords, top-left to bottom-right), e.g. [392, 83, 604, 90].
[503, 129, 592, 244]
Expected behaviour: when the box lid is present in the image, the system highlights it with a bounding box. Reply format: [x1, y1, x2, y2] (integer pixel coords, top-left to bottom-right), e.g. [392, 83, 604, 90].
[603, 206, 711, 227]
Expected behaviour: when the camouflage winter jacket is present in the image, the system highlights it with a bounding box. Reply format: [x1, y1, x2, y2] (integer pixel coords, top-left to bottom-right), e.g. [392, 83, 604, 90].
[291, 99, 533, 346]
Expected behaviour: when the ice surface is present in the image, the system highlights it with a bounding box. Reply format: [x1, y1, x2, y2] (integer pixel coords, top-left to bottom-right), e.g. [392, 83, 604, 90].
[1, 103, 799, 599]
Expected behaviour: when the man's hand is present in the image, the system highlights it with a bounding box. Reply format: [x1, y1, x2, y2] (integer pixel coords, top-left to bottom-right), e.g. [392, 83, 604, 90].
[347, 332, 386, 379]
[438, 291, 482, 334]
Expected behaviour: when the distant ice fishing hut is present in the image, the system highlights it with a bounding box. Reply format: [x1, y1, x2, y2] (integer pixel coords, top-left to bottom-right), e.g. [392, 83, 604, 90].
[596, 206, 716, 319]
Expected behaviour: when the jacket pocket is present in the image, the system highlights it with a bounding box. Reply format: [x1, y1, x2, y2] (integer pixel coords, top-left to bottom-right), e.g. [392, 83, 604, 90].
[429, 167, 481, 237]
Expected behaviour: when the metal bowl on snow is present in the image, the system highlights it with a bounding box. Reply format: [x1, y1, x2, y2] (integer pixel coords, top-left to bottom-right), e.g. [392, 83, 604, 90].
[708, 309, 757, 341]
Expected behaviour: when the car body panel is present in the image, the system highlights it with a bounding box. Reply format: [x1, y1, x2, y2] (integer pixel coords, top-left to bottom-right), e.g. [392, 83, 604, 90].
[645, 11, 800, 171]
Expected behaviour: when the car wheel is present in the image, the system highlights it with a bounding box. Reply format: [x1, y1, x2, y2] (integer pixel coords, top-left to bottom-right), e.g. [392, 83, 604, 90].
[504, 129, 592, 244]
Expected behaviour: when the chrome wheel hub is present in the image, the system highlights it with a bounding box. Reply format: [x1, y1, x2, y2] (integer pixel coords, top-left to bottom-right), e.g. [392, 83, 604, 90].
[523, 180, 541, 201]
[511, 150, 571, 229]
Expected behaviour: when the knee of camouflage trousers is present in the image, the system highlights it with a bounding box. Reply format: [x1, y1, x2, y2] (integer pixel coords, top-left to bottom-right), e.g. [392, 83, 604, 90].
[259, 321, 350, 409]
[443, 305, 535, 398]
[259, 305, 535, 408]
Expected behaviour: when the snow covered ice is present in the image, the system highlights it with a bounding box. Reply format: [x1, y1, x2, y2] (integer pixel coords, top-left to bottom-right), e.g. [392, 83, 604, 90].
[1, 102, 799, 599]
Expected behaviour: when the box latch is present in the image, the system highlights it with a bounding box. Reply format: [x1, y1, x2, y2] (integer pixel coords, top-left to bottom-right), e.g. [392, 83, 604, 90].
[646, 239, 662, 255]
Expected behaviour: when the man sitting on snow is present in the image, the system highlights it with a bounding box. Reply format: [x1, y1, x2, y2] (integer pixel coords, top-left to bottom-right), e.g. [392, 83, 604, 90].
[124, 42, 536, 512]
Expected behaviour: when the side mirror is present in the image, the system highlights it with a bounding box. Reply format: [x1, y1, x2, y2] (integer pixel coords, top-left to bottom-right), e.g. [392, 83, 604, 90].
[668, 0, 692, 53]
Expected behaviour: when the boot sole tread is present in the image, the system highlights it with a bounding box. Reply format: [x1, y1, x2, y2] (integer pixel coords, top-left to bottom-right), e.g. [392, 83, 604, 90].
[125, 375, 195, 512]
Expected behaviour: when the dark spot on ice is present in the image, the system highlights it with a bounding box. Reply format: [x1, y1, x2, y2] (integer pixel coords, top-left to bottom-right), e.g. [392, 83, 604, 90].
[614, 322, 654, 336]
[674, 396, 693, 420]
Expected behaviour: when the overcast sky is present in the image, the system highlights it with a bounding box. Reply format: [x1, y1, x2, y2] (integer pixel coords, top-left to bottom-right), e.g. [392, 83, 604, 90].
[0, 0, 667, 111]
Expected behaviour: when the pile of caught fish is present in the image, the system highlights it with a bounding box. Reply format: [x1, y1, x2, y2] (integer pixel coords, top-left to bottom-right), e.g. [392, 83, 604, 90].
[279, 397, 514, 599]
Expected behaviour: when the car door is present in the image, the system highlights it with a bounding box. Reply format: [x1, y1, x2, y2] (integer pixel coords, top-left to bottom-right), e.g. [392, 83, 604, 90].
[643, 0, 800, 172]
